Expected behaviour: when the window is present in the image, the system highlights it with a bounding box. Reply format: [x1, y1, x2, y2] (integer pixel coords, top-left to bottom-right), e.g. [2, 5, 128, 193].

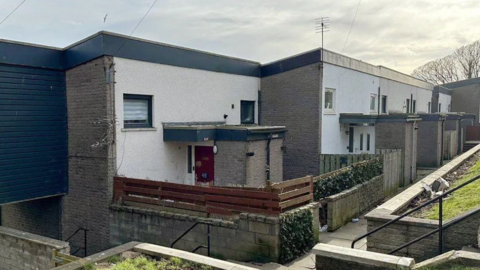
[188, 146, 192, 174]
[406, 99, 410, 113]
[412, 100, 416, 113]
[124, 94, 152, 128]
[367, 134, 371, 151]
[381, 95, 387, 114]
[428, 102, 431, 113]
[439, 103, 442, 112]
[360, 134, 364, 151]
[241, 101, 255, 124]
[370, 94, 377, 112]
[324, 88, 335, 113]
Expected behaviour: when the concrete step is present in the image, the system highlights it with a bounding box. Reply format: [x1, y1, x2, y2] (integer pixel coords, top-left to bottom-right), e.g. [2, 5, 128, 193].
[462, 246, 480, 254]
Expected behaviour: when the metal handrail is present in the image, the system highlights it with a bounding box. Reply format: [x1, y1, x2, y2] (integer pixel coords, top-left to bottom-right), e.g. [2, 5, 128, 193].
[171, 222, 211, 256]
[65, 228, 88, 257]
[351, 174, 480, 255]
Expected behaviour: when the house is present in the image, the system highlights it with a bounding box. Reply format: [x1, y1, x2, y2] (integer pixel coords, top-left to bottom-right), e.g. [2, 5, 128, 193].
[441, 78, 480, 124]
[260, 49, 449, 182]
[0, 32, 287, 255]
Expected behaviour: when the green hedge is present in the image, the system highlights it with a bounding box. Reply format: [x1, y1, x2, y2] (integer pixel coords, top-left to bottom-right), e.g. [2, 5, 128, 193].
[279, 208, 314, 264]
[314, 159, 383, 201]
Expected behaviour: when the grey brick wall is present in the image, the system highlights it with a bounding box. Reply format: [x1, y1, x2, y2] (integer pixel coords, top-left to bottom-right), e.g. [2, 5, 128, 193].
[214, 141, 247, 186]
[376, 122, 417, 185]
[260, 63, 322, 180]
[63, 56, 116, 256]
[1, 196, 62, 240]
[417, 121, 442, 168]
[246, 140, 267, 187]
[0, 226, 69, 270]
[452, 85, 480, 123]
[269, 139, 283, 183]
[110, 205, 282, 263]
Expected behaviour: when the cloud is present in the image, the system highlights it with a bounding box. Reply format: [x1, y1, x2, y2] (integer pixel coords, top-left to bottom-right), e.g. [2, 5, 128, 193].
[0, 0, 479, 74]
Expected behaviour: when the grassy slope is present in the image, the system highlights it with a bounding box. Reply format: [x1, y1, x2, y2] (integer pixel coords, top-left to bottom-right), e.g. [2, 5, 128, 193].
[419, 160, 480, 220]
[420, 266, 480, 270]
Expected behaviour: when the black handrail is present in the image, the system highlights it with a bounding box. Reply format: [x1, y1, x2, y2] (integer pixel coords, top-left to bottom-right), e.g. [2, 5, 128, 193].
[351, 174, 480, 255]
[65, 228, 88, 257]
[171, 222, 211, 256]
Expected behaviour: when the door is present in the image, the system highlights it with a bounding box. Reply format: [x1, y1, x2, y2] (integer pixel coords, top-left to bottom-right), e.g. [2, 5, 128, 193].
[195, 146, 214, 185]
[348, 127, 354, 153]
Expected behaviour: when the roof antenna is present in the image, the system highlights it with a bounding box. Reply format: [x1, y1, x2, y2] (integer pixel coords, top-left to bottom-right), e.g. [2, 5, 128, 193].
[315, 17, 329, 67]
[104, 14, 108, 23]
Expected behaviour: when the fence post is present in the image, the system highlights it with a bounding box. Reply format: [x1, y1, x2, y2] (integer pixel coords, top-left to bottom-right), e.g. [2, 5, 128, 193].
[309, 175, 314, 202]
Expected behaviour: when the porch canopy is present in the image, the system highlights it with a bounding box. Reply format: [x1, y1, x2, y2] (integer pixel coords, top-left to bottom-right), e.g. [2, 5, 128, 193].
[163, 123, 287, 142]
[339, 113, 422, 124]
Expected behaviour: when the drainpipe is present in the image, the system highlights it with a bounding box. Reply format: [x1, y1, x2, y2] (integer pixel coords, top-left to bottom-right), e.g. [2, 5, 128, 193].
[377, 86, 381, 115]
[411, 121, 416, 183]
[266, 134, 271, 181]
[440, 117, 445, 166]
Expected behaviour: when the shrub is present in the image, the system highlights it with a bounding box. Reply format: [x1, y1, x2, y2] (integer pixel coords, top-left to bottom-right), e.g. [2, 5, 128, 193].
[279, 208, 314, 264]
[314, 158, 383, 200]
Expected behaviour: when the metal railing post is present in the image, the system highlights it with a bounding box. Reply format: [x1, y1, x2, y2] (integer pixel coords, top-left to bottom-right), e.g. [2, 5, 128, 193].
[207, 224, 211, 257]
[84, 229, 88, 257]
[439, 196, 443, 255]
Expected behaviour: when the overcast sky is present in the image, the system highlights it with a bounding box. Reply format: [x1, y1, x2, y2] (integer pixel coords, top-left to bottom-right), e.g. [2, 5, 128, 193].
[1, 0, 479, 74]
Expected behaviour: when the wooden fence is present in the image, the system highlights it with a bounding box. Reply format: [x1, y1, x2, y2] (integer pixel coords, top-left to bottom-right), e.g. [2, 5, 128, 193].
[318, 149, 403, 196]
[466, 125, 480, 141]
[113, 176, 313, 217]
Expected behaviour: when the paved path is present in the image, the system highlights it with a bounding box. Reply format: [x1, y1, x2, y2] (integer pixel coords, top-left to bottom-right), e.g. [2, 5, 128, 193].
[239, 217, 368, 270]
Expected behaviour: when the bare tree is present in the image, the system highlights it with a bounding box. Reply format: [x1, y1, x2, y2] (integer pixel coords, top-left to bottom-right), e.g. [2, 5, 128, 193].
[412, 40, 480, 85]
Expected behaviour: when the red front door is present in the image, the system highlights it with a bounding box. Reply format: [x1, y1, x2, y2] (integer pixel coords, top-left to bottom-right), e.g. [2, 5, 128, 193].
[195, 146, 214, 185]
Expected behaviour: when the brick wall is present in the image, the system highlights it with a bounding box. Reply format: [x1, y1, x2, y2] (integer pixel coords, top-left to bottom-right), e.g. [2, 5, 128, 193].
[214, 141, 247, 186]
[260, 63, 322, 179]
[269, 139, 283, 182]
[0, 226, 70, 270]
[376, 122, 417, 185]
[452, 85, 480, 123]
[326, 175, 384, 231]
[110, 205, 282, 262]
[1, 196, 62, 240]
[63, 56, 116, 256]
[367, 209, 480, 261]
[417, 121, 442, 168]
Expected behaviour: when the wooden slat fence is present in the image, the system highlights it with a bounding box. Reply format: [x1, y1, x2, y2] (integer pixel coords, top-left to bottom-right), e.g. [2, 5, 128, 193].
[318, 149, 403, 196]
[113, 176, 313, 217]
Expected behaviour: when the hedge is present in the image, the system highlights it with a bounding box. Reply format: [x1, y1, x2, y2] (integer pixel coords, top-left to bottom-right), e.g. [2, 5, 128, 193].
[314, 158, 383, 201]
[279, 208, 314, 264]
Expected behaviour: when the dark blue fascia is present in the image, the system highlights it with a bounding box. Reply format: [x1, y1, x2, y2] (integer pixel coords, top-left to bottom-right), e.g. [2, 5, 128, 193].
[0, 41, 63, 69]
[0, 32, 262, 76]
[260, 49, 321, 77]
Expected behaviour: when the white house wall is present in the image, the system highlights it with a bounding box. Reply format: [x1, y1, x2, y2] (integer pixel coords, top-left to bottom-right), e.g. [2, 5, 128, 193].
[438, 93, 452, 112]
[321, 63, 379, 154]
[379, 78, 432, 113]
[114, 57, 260, 183]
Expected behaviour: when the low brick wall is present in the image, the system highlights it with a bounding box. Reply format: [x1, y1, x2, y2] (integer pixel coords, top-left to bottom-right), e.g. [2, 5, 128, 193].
[327, 175, 384, 231]
[366, 144, 480, 261]
[0, 226, 70, 270]
[111, 203, 316, 263]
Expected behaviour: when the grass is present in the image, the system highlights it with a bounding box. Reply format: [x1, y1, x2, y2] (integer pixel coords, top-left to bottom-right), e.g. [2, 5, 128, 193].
[418, 159, 480, 220]
[419, 265, 480, 270]
[93, 255, 215, 270]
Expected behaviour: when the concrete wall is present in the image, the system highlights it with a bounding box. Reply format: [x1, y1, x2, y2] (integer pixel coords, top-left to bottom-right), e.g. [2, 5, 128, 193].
[380, 78, 432, 114]
[417, 120, 442, 168]
[0, 226, 70, 270]
[327, 175, 384, 231]
[452, 85, 480, 123]
[376, 121, 417, 185]
[260, 63, 322, 179]
[64, 56, 116, 256]
[114, 57, 260, 184]
[1, 196, 62, 240]
[438, 93, 452, 112]
[110, 205, 283, 263]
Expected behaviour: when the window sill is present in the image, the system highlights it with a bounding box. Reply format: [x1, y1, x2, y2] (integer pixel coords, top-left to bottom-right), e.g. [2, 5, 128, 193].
[324, 111, 336, 115]
[121, 127, 157, 132]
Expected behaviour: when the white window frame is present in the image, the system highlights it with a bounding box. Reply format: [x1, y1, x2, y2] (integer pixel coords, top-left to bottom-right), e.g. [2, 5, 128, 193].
[370, 94, 377, 113]
[324, 88, 336, 114]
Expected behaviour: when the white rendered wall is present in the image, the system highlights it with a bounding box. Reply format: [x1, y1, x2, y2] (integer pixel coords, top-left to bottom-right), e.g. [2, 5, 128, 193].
[114, 57, 260, 183]
[379, 78, 433, 113]
[321, 63, 380, 154]
[438, 93, 452, 112]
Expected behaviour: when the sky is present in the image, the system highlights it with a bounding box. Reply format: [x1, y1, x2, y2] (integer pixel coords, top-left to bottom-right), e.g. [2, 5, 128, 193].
[0, 0, 479, 74]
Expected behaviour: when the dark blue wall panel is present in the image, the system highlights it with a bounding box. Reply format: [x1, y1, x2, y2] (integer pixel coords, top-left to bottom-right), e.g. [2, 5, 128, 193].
[0, 63, 67, 204]
[261, 49, 321, 77]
